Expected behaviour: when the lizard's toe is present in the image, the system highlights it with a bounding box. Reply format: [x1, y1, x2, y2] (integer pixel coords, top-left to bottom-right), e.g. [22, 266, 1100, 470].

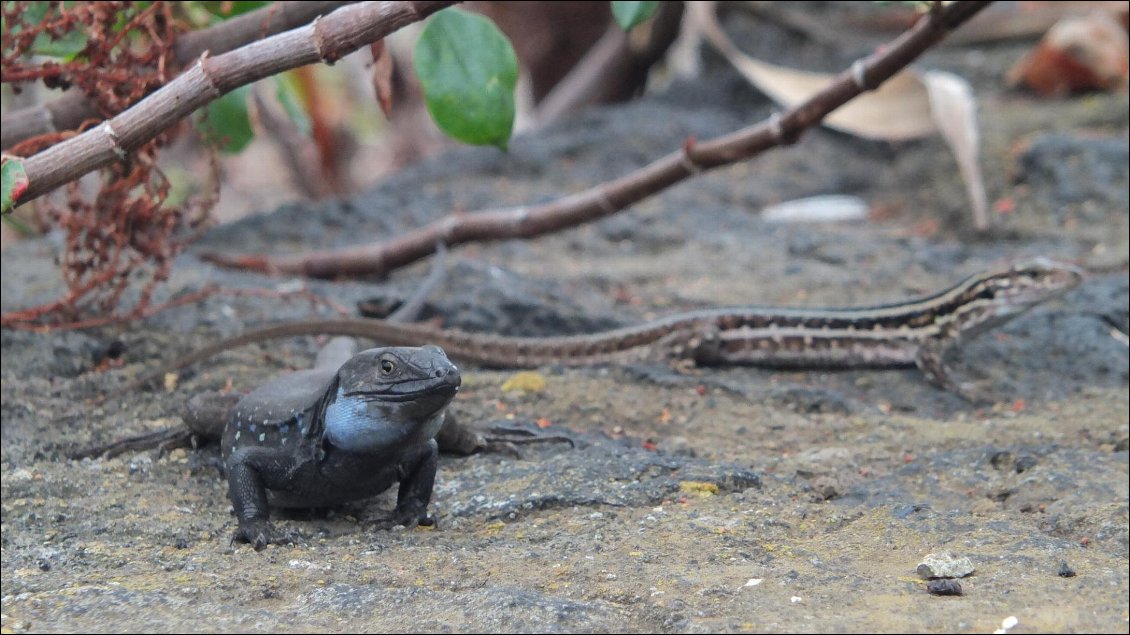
[371, 505, 433, 532]
[232, 519, 300, 550]
[456, 422, 575, 458]
[955, 380, 996, 405]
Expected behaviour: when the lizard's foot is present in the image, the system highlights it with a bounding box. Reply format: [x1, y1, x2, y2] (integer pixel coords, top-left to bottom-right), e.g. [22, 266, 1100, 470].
[436, 413, 574, 457]
[474, 423, 575, 457]
[914, 347, 998, 405]
[953, 380, 997, 406]
[371, 504, 434, 532]
[232, 519, 301, 551]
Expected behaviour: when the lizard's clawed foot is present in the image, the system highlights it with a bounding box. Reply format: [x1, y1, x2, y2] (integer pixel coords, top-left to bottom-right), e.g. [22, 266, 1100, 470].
[474, 423, 576, 458]
[436, 414, 575, 457]
[371, 504, 434, 532]
[915, 349, 998, 405]
[232, 519, 302, 551]
[952, 380, 998, 406]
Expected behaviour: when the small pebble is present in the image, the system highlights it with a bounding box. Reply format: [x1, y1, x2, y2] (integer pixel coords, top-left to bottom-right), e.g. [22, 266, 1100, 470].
[917, 551, 975, 579]
[926, 579, 963, 596]
[1014, 454, 1038, 473]
[762, 194, 869, 223]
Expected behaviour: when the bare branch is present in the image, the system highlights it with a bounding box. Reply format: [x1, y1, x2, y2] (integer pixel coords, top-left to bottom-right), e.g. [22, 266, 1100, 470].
[1, 1, 359, 150]
[13, 1, 457, 205]
[201, 1, 993, 279]
[173, 1, 360, 61]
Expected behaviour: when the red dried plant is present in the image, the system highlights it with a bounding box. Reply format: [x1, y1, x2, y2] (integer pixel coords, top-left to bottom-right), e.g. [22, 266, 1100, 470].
[2, 1, 214, 328]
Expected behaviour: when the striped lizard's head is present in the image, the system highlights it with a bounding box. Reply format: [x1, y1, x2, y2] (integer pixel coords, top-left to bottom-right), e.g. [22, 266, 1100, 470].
[973, 257, 1084, 306]
[947, 257, 1084, 339]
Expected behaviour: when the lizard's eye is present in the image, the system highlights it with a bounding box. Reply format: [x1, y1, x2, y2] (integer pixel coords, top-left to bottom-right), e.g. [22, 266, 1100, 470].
[379, 358, 396, 375]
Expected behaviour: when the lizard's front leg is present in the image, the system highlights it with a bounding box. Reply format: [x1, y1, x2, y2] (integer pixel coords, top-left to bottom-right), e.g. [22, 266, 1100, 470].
[372, 439, 438, 531]
[915, 342, 993, 404]
[225, 448, 297, 550]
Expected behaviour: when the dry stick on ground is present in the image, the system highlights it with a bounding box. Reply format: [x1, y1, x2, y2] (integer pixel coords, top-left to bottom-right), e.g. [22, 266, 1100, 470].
[1, 1, 359, 150]
[200, 1, 993, 280]
[12, 0, 457, 204]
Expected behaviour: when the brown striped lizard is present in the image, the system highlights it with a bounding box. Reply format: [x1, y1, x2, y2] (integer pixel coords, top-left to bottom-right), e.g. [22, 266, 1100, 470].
[129, 257, 1083, 399]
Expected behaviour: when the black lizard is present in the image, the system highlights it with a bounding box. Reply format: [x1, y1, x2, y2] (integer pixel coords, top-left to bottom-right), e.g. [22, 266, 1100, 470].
[189, 341, 459, 549]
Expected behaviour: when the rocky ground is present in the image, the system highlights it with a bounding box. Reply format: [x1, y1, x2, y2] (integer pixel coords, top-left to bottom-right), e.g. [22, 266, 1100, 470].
[2, 6, 1128, 633]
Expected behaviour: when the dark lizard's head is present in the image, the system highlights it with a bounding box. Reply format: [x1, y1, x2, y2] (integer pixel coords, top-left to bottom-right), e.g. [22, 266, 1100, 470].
[338, 345, 461, 416]
[324, 346, 461, 452]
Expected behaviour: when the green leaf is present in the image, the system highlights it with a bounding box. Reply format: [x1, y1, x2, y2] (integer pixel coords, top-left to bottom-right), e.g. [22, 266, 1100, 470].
[414, 8, 517, 150]
[612, 1, 660, 30]
[197, 86, 255, 153]
[32, 30, 87, 58]
[1, 211, 35, 235]
[1, 156, 30, 214]
[32, 26, 87, 58]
